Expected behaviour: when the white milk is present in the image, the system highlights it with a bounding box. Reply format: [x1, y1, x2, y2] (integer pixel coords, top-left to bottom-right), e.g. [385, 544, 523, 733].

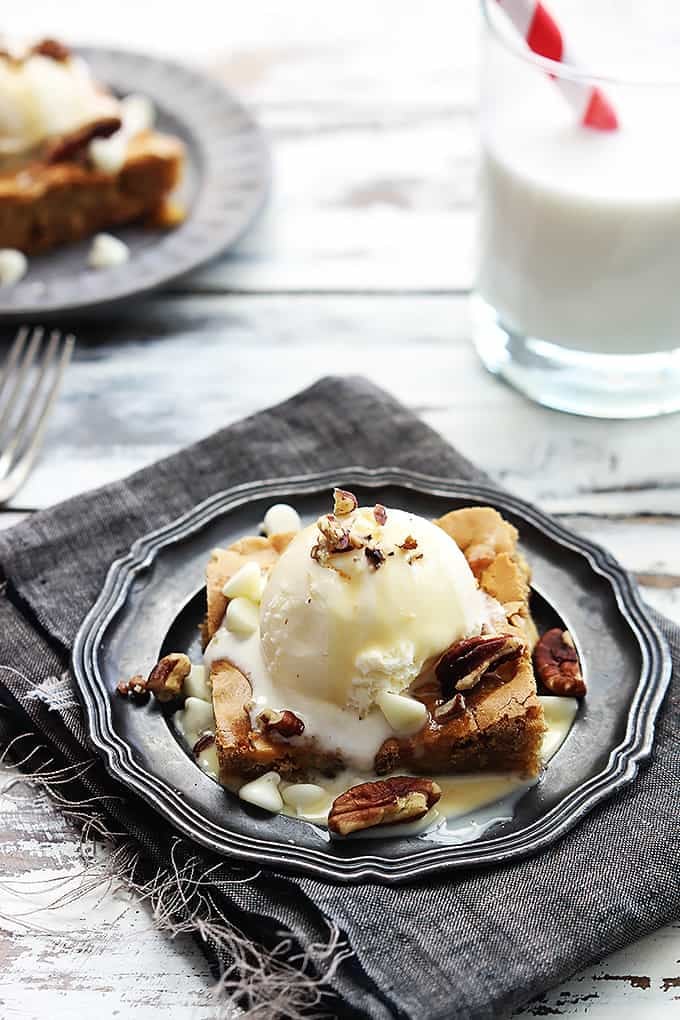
[478, 97, 680, 355]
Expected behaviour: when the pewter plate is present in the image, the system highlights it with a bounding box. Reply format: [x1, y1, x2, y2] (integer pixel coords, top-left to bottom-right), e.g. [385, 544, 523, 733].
[72, 469, 671, 883]
[0, 47, 269, 320]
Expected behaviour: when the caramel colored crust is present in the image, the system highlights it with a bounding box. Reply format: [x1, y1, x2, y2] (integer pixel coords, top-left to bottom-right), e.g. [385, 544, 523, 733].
[0, 130, 184, 254]
[212, 657, 342, 782]
[210, 508, 546, 783]
[206, 532, 341, 782]
[436, 506, 538, 650]
[204, 533, 295, 645]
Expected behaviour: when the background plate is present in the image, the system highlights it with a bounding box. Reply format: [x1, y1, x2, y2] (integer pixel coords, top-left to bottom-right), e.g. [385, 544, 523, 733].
[0, 47, 269, 320]
[72, 469, 671, 883]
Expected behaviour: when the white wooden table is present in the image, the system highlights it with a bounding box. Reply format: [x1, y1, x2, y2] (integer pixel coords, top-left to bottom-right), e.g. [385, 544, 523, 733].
[1, 3, 678, 1017]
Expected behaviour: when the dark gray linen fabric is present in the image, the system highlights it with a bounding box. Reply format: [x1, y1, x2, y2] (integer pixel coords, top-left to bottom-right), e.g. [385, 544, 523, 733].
[0, 376, 677, 1020]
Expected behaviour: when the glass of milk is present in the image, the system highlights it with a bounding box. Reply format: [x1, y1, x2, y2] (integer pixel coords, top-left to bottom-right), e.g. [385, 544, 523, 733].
[474, 0, 680, 418]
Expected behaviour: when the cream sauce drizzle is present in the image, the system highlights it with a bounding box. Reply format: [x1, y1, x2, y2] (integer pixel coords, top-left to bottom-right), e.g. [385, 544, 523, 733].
[174, 690, 578, 838]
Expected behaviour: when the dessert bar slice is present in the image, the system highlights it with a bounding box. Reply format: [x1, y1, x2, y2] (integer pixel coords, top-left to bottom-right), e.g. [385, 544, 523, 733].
[207, 506, 545, 783]
[0, 130, 183, 254]
[0, 40, 184, 254]
[376, 508, 545, 777]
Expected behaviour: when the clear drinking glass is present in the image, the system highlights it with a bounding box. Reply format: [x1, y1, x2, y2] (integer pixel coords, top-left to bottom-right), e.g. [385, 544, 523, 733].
[474, 0, 680, 418]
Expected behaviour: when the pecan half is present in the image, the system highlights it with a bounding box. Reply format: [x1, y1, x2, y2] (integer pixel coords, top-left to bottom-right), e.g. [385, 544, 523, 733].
[333, 488, 358, 516]
[257, 708, 305, 738]
[146, 653, 191, 702]
[534, 629, 586, 698]
[436, 634, 525, 694]
[434, 692, 466, 722]
[328, 776, 441, 835]
[373, 504, 387, 526]
[45, 116, 122, 164]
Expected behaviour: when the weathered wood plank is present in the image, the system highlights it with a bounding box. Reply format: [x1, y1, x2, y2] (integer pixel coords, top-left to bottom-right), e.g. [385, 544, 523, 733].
[2, 296, 678, 515]
[511, 923, 680, 1019]
[0, 783, 213, 1018]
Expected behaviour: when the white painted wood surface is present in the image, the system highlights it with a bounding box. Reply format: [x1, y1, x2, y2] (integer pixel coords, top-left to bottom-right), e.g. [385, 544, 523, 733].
[3, 296, 680, 516]
[1, 2, 678, 1018]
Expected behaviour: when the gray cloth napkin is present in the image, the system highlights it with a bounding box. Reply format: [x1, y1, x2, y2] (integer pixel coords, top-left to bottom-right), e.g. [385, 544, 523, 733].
[0, 376, 677, 1020]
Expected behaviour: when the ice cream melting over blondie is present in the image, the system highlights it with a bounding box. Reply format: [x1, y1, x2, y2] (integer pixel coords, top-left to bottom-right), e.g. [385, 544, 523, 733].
[204, 493, 487, 770]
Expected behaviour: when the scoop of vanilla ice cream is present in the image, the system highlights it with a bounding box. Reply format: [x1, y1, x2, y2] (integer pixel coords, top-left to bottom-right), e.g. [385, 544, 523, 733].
[0, 52, 119, 154]
[259, 505, 483, 716]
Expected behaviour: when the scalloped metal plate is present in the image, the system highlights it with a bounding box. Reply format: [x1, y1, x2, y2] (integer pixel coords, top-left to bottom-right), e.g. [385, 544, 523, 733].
[0, 47, 269, 319]
[72, 469, 671, 883]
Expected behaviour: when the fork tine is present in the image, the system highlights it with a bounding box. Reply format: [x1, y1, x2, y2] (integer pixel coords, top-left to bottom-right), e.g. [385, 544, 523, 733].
[0, 333, 74, 505]
[0, 326, 43, 436]
[0, 326, 29, 408]
[0, 330, 62, 478]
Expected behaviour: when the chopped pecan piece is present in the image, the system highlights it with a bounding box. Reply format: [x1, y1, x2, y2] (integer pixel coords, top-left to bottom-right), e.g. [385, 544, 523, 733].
[193, 733, 215, 755]
[318, 514, 349, 548]
[434, 692, 466, 722]
[32, 38, 71, 61]
[436, 634, 525, 694]
[45, 116, 122, 164]
[534, 629, 586, 698]
[399, 535, 418, 551]
[257, 708, 305, 738]
[311, 514, 362, 563]
[373, 504, 387, 526]
[333, 488, 358, 516]
[365, 546, 385, 569]
[116, 674, 150, 702]
[147, 653, 191, 702]
[328, 776, 441, 835]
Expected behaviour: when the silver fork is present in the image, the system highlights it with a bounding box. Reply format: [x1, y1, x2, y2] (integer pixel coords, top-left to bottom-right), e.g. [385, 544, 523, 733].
[0, 326, 75, 505]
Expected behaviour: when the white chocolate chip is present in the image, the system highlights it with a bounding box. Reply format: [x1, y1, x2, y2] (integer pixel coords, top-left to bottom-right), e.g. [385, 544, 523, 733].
[88, 233, 130, 269]
[281, 783, 328, 814]
[196, 742, 220, 779]
[0, 249, 27, 285]
[376, 691, 427, 735]
[238, 771, 283, 813]
[88, 132, 127, 174]
[176, 696, 214, 746]
[225, 596, 259, 636]
[262, 503, 301, 537]
[184, 664, 210, 702]
[120, 93, 155, 135]
[222, 561, 266, 603]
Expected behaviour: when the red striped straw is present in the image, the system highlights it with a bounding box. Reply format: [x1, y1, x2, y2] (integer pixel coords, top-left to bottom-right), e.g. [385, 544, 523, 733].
[495, 0, 619, 130]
